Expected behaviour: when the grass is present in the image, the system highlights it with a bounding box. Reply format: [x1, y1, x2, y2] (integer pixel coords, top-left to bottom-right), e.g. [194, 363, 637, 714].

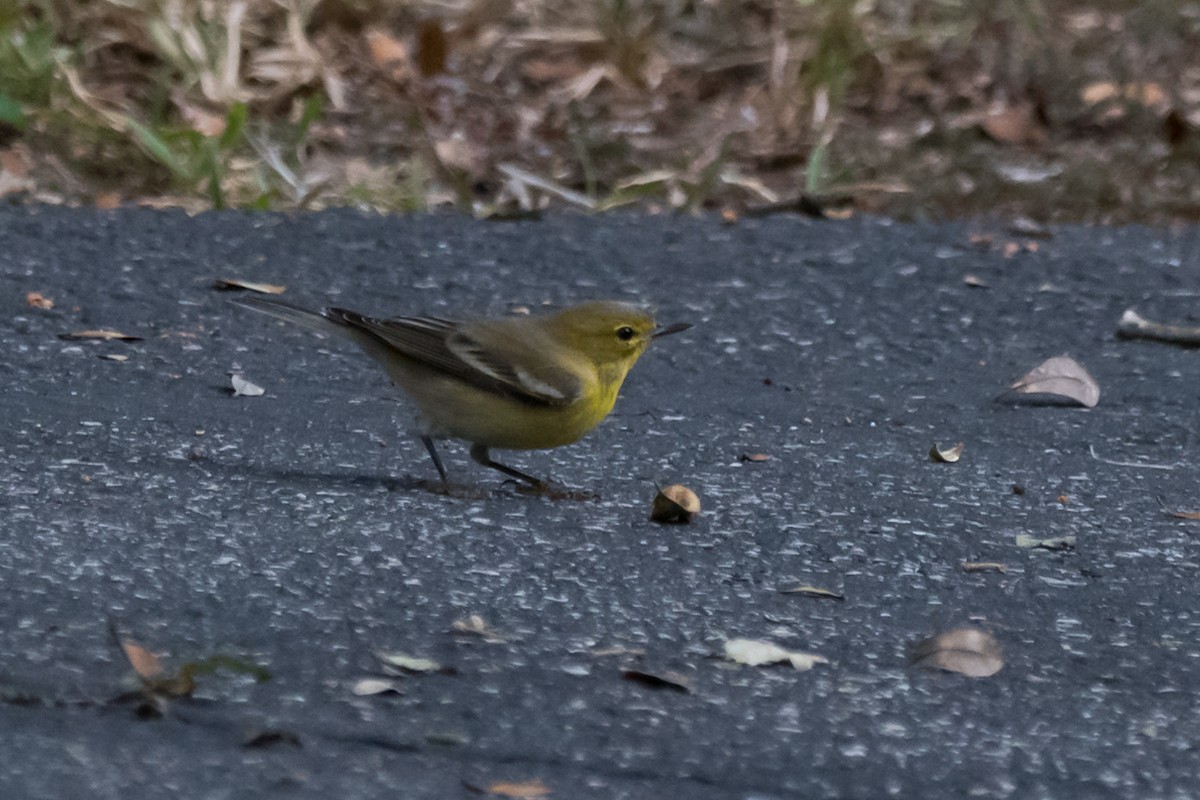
[0, 1, 1197, 223]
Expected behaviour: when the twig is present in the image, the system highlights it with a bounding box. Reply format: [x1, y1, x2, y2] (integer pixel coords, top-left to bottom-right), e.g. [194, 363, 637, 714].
[1116, 309, 1200, 346]
[1089, 444, 1177, 470]
[1157, 496, 1200, 520]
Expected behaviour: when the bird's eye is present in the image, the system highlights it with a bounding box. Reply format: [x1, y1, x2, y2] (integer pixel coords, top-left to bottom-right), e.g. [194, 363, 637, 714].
[616, 326, 636, 341]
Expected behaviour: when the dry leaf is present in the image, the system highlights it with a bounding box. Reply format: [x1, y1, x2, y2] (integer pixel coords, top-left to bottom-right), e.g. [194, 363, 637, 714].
[99, 354, 130, 362]
[213, 279, 287, 294]
[351, 678, 403, 696]
[1081, 81, 1166, 110]
[416, 20, 447, 77]
[930, 442, 964, 463]
[485, 779, 551, 799]
[26, 291, 54, 309]
[1016, 533, 1076, 550]
[1158, 497, 1200, 520]
[451, 615, 506, 642]
[723, 638, 828, 671]
[911, 627, 1003, 677]
[982, 104, 1046, 146]
[366, 28, 409, 81]
[650, 484, 701, 524]
[961, 561, 1008, 573]
[1008, 355, 1100, 407]
[122, 639, 163, 680]
[621, 668, 693, 693]
[230, 375, 265, 397]
[739, 453, 770, 462]
[778, 584, 845, 601]
[963, 274, 988, 288]
[374, 651, 442, 674]
[59, 329, 143, 342]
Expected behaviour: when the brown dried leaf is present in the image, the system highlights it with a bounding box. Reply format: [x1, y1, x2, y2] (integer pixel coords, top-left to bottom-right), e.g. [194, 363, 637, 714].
[122, 639, 163, 680]
[911, 627, 1003, 677]
[416, 20, 447, 77]
[930, 442, 964, 463]
[213, 279, 286, 294]
[1009, 355, 1100, 407]
[982, 104, 1046, 146]
[649, 484, 701, 524]
[94, 192, 121, 210]
[26, 291, 54, 309]
[739, 452, 770, 462]
[1158, 497, 1200, 520]
[59, 329, 143, 342]
[486, 779, 551, 798]
[366, 28, 409, 80]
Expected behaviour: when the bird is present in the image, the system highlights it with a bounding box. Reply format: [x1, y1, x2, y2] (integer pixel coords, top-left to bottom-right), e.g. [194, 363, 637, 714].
[233, 296, 690, 489]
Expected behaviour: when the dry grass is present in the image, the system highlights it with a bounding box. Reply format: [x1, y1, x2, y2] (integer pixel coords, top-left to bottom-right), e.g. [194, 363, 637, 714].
[1, 0, 1198, 222]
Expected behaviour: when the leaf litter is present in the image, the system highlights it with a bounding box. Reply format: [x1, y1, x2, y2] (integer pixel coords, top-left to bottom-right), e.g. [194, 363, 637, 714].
[910, 627, 1003, 677]
[723, 638, 828, 671]
[1006, 355, 1100, 407]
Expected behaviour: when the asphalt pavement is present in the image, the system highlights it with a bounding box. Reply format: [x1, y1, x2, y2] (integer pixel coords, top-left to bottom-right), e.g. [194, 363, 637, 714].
[3, 205, 1199, 799]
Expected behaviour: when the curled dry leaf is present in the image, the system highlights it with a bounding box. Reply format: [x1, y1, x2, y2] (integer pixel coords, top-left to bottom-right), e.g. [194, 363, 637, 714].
[724, 638, 828, 671]
[59, 329, 143, 342]
[778, 584, 845, 601]
[374, 651, 442, 674]
[351, 678, 403, 696]
[1016, 533, 1076, 550]
[739, 452, 770, 462]
[230, 374, 265, 397]
[930, 442, 964, 463]
[213, 278, 287, 294]
[650, 484, 701, 524]
[1008, 355, 1100, 408]
[911, 627, 1003, 677]
[451, 614, 507, 642]
[26, 291, 54, 309]
[961, 561, 1008, 573]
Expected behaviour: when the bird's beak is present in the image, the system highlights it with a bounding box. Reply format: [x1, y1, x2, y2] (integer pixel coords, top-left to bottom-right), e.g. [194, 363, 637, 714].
[652, 322, 691, 339]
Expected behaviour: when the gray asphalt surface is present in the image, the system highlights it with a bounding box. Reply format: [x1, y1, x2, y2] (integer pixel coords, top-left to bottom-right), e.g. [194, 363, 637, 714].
[3, 206, 1199, 799]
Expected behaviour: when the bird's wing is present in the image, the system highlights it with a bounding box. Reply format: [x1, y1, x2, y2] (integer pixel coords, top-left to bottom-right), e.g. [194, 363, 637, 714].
[328, 309, 582, 406]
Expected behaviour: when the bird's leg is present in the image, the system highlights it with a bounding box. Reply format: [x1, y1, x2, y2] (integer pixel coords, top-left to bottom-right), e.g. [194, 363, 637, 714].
[469, 443, 548, 490]
[421, 435, 449, 482]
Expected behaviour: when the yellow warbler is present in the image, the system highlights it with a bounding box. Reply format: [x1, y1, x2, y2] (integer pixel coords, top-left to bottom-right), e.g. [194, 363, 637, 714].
[234, 297, 689, 488]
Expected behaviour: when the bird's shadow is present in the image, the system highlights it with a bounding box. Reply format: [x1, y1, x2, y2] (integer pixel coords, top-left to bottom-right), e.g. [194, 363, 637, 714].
[223, 461, 598, 502]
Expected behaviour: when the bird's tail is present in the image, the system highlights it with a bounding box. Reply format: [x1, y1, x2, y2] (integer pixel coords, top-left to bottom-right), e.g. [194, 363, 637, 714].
[231, 295, 350, 338]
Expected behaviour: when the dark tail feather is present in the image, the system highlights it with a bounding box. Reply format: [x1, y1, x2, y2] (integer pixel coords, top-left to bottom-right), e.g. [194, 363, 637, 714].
[231, 296, 350, 337]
